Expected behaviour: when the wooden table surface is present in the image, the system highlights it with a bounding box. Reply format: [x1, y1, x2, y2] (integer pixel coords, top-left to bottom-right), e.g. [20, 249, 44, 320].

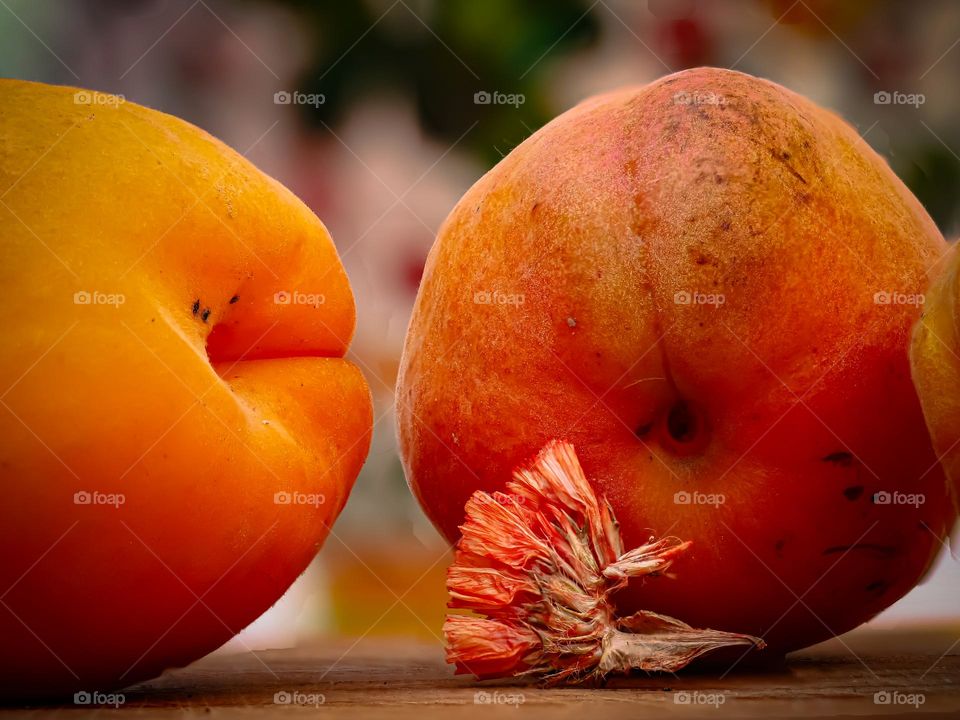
[5, 628, 959, 718]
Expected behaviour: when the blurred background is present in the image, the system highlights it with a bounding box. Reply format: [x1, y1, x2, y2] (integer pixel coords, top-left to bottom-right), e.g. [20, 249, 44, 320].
[2, 0, 958, 654]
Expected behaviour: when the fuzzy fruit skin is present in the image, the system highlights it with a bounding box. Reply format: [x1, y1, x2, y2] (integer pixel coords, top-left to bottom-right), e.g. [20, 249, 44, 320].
[911, 244, 960, 510]
[0, 80, 372, 698]
[398, 68, 956, 656]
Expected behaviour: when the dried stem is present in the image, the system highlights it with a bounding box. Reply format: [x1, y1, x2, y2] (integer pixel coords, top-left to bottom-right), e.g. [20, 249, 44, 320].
[444, 440, 764, 683]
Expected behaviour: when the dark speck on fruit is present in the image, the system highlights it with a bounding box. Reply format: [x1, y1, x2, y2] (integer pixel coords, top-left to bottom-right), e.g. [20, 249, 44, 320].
[823, 451, 853, 466]
[229, 295, 240, 304]
[201, 308, 211, 323]
[823, 543, 897, 557]
[192, 299, 200, 315]
[843, 485, 864, 501]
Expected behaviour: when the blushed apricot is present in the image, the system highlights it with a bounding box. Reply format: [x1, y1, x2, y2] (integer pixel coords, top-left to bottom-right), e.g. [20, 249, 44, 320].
[398, 68, 955, 655]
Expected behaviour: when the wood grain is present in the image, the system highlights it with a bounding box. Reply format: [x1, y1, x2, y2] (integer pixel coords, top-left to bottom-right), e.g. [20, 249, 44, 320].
[6, 628, 959, 718]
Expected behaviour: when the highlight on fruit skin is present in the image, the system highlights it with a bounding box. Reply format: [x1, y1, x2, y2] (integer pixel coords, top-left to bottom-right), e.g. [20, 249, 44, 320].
[444, 440, 764, 683]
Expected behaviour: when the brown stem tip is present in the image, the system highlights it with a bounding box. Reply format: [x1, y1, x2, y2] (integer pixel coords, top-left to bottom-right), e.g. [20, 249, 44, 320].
[444, 440, 764, 683]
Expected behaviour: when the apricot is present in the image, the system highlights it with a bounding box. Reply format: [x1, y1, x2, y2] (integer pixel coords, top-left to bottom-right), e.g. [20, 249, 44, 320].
[911, 245, 960, 511]
[398, 68, 956, 655]
[0, 80, 371, 698]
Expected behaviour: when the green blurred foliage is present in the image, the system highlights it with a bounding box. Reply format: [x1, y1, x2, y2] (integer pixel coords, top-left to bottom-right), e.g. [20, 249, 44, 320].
[271, 0, 958, 233]
[277, 0, 599, 166]
[904, 148, 960, 236]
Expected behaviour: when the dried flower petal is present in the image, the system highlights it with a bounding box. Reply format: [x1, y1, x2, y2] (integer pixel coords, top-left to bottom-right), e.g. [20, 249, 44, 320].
[457, 493, 548, 570]
[445, 440, 764, 683]
[444, 615, 539, 678]
[447, 560, 538, 611]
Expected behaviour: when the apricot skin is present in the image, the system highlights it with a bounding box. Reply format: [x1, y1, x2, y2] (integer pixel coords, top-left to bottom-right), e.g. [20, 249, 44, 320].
[911, 245, 960, 512]
[0, 80, 372, 698]
[398, 68, 956, 656]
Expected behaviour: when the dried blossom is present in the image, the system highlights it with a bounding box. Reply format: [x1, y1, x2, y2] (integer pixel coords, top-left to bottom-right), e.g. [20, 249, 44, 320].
[444, 440, 764, 683]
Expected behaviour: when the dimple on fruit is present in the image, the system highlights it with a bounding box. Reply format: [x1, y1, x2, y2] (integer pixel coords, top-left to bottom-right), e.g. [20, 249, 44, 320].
[398, 67, 957, 655]
[0, 80, 372, 698]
